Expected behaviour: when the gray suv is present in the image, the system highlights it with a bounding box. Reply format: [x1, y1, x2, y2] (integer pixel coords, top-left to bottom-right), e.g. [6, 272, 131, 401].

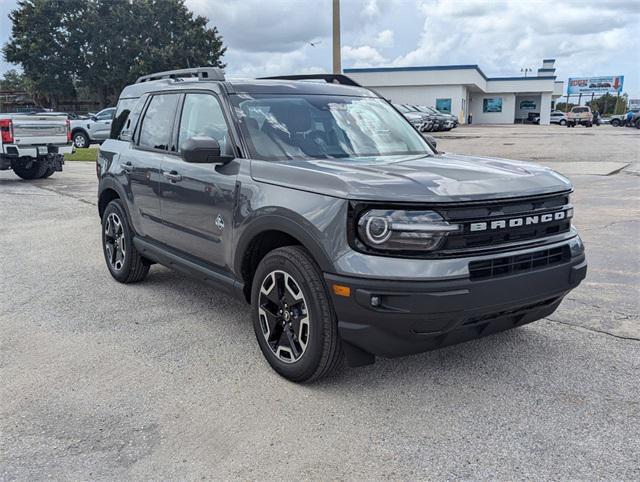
[98, 68, 587, 382]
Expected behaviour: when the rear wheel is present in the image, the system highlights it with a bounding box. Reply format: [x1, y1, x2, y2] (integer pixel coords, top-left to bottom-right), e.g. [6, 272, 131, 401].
[611, 118, 620, 127]
[251, 246, 343, 382]
[41, 167, 55, 178]
[11, 159, 48, 180]
[559, 119, 566, 126]
[101, 199, 149, 283]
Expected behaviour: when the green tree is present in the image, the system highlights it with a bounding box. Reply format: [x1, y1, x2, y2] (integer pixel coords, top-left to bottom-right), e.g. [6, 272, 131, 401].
[586, 93, 628, 116]
[3, 0, 81, 108]
[3, 0, 226, 108]
[0, 69, 28, 91]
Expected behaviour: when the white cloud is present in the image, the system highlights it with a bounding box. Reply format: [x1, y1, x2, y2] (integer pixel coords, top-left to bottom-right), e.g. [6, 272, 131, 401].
[0, 0, 637, 96]
[342, 45, 386, 67]
[375, 29, 394, 48]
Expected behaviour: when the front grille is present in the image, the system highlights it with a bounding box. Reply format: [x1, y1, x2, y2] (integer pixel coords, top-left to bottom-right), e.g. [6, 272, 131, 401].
[469, 245, 571, 280]
[439, 193, 572, 253]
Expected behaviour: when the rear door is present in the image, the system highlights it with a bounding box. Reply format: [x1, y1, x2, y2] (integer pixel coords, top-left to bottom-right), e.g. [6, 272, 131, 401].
[120, 93, 180, 240]
[158, 91, 239, 271]
[91, 108, 116, 141]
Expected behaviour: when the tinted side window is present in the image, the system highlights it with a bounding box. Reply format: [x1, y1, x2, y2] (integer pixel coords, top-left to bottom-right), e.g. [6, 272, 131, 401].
[178, 93, 229, 153]
[115, 96, 146, 141]
[138, 94, 180, 150]
[96, 108, 115, 120]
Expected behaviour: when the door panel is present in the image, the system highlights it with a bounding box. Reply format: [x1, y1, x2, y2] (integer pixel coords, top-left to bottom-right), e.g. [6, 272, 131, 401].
[158, 92, 238, 271]
[158, 157, 238, 270]
[125, 94, 180, 241]
[121, 145, 164, 239]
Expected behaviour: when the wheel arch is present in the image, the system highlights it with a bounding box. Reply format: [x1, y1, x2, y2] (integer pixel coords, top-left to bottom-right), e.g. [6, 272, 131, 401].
[98, 178, 129, 219]
[235, 215, 334, 303]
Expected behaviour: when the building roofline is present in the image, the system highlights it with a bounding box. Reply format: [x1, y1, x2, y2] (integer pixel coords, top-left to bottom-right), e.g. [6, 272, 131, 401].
[543, 58, 556, 62]
[487, 76, 557, 81]
[344, 65, 556, 82]
[538, 68, 555, 72]
[344, 64, 490, 80]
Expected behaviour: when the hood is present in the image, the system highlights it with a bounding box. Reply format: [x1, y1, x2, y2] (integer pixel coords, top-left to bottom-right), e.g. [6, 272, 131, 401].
[250, 153, 572, 203]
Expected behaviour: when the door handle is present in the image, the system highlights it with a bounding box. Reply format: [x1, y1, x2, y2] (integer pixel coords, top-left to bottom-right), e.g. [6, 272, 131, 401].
[163, 170, 182, 182]
[122, 161, 133, 172]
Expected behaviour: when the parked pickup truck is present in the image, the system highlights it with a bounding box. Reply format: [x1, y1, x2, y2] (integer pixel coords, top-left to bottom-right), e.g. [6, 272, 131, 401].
[98, 68, 587, 382]
[566, 106, 593, 128]
[70, 107, 116, 148]
[0, 113, 72, 179]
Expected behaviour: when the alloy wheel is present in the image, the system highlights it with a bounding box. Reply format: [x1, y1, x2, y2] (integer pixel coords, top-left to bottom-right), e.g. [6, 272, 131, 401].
[258, 270, 310, 363]
[74, 134, 87, 148]
[104, 212, 126, 271]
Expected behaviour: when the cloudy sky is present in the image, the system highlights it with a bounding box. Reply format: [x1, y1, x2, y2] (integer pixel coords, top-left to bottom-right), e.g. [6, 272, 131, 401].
[1, 0, 639, 96]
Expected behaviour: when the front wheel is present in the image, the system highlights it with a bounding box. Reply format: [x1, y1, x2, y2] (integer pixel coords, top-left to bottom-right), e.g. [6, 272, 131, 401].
[101, 199, 149, 283]
[611, 119, 620, 127]
[251, 246, 343, 382]
[73, 131, 90, 149]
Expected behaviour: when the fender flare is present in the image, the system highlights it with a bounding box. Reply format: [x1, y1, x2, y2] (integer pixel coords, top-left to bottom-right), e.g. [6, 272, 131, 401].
[98, 177, 130, 219]
[234, 214, 335, 276]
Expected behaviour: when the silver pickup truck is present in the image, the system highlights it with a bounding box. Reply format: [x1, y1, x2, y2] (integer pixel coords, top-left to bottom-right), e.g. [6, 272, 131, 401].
[0, 113, 73, 179]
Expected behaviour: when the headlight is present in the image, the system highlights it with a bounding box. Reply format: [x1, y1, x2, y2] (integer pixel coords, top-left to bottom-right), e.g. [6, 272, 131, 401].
[357, 209, 460, 252]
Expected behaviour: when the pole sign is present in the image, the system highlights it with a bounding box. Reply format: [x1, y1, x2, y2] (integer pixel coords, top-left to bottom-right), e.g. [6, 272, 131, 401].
[567, 76, 624, 95]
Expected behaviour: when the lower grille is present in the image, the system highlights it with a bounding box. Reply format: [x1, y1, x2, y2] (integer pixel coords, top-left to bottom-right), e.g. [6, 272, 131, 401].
[469, 245, 570, 280]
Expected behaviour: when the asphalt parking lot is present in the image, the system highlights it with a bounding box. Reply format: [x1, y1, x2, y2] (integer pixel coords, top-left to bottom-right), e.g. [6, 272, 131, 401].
[1, 125, 639, 479]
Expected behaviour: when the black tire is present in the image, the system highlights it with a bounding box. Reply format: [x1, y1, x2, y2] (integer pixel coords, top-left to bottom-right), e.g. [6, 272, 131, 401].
[101, 199, 149, 283]
[611, 119, 620, 127]
[72, 131, 90, 148]
[251, 246, 343, 382]
[11, 159, 48, 180]
[559, 119, 566, 126]
[41, 167, 55, 178]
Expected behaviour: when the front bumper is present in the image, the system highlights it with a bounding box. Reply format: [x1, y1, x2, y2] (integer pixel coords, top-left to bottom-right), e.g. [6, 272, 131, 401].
[325, 250, 587, 364]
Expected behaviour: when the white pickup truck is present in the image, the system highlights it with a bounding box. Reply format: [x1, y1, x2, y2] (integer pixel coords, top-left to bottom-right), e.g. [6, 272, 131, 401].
[0, 113, 73, 179]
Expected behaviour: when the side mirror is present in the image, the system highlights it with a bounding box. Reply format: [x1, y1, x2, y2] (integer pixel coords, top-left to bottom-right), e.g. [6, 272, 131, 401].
[181, 136, 229, 164]
[91, 115, 97, 122]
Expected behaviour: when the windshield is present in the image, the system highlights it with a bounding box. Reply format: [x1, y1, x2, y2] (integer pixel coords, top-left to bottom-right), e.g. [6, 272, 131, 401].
[231, 94, 433, 161]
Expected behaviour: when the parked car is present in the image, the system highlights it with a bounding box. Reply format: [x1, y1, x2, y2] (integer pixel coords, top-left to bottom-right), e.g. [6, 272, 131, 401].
[393, 104, 432, 132]
[566, 106, 593, 128]
[70, 107, 116, 148]
[610, 109, 640, 127]
[435, 108, 459, 128]
[0, 112, 72, 179]
[417, 106, 458, 130]
[533, 110, 567, 125]
[98, 68, 586, 382]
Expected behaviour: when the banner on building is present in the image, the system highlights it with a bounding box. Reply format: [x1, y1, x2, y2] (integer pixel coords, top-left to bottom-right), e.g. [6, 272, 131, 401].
[567, 76, 624, 95]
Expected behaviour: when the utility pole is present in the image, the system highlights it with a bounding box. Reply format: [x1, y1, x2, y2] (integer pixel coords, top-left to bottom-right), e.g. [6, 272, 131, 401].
[332, 0, 341, 74]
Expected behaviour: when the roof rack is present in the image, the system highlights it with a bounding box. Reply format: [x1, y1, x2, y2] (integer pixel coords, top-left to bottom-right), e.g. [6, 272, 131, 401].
[136, 67, 225, 84]
[258, 74, 362, 88]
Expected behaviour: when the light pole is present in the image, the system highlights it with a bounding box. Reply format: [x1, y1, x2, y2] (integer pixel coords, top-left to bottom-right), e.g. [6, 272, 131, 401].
[521, 67, 532, 77]
[333, 0, 341, 74]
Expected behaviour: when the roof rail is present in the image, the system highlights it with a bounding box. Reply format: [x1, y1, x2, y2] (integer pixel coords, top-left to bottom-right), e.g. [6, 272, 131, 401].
[136, 67, 225, 84]
[258, 74, 362, 88]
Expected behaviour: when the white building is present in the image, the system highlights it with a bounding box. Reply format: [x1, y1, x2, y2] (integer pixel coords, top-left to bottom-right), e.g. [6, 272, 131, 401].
[345, 59, 564, 125]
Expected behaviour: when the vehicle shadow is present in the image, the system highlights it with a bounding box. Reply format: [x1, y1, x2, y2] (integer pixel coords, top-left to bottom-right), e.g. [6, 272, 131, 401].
[141, 265, 559, 392]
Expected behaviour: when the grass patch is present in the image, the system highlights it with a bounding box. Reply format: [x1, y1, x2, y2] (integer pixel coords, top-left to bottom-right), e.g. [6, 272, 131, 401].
[65, 148, 98, 162]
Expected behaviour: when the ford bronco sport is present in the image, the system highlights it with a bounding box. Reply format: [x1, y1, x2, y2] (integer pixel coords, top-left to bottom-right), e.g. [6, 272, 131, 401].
[97, 68, 587, 382]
